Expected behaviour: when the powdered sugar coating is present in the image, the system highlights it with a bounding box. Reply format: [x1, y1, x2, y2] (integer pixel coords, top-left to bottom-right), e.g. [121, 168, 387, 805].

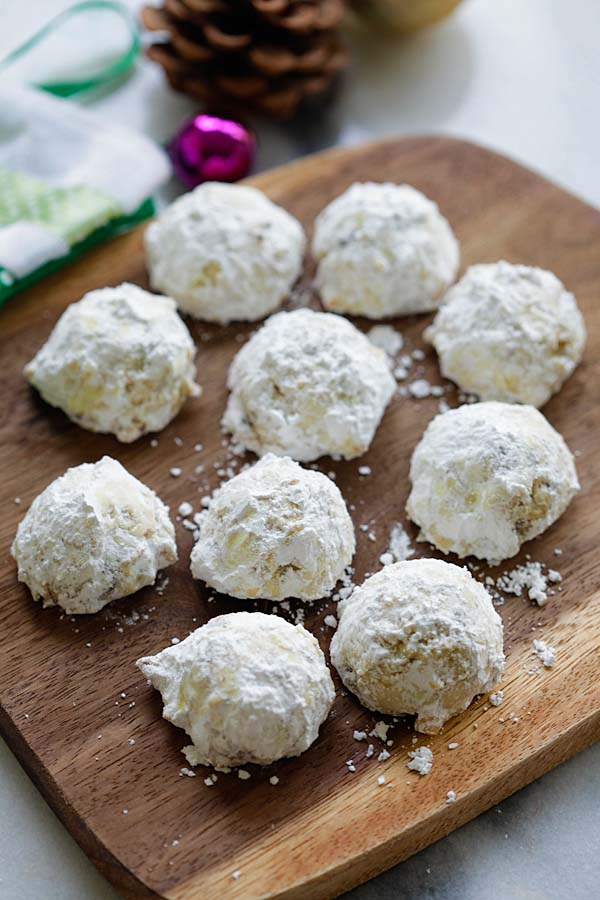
[222, 308, 396, 461]
[24, 283, 200, 442]
[190, 454, 355, 601]
[426, 262, 586, 407]
[137, 611, 335, 769]
[330, 558, 504, 733]
[407, 402, 579, 564]
[11, 456, 176, 614]
[312, 182, 459, 318]
[145, 183, 305, 323]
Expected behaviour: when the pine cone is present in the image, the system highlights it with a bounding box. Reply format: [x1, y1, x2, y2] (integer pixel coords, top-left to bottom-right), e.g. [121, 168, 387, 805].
[141, 0, 348, 120]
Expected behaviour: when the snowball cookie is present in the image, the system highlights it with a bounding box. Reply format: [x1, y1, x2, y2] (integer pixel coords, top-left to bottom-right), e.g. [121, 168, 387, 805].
[406, 402, 579, 564]
[137, 611, 335, 769]
[330, 558, 504, 733]
[425, 262, 586, 407]
[11, 456, 176, 615]
[312, 182, 459, 318]
[191, 454, 355, 601]
[223, 308, 396, 461]
[144, 182, 305, 323]
[24, 283, 200, 443]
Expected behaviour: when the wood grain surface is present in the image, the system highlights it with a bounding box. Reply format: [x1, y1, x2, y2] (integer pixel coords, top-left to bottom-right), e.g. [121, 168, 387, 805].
[1, 137, 599, 900]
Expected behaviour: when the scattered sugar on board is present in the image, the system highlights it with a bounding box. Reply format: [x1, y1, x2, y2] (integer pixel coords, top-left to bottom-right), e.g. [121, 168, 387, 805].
[380, 522, 415, 566]
[370, 721, 390, 742]
[394, 353, 413, 381]
[155, 575, 169, 597]
[532, 639, 556, 667]
[407, 746, 433, 775]
[407, 378, 445, 399]
[489, 690, 503, 707]
[496, 561, 561, 606]
[446, 790, 457, 804]
[331, 566, 355, 604]
[367, 325, 403, 357]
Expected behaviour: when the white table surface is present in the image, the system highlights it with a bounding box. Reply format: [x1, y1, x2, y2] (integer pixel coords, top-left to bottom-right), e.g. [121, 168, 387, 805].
[1, 1, 599, 898]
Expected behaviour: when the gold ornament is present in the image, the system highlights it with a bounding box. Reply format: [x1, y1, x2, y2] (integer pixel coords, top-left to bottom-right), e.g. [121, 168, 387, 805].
[351, 0, 463, 32]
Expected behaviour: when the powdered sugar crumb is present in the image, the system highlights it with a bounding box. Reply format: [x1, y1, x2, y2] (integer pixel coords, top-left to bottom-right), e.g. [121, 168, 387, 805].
[407, 378, 445, 400]
[407, 746, 433, 775]
[387, 522, 414, 563]
[532, 639, 556, 667]
[367, 325, 403, 357]
[408, 379, 433, 399]
[496, 561, 561, 606]
[370, 721, 390, 742]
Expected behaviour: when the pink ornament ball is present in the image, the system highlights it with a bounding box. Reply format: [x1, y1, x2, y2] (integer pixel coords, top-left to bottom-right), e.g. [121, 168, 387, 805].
[168, 114, 255, 188]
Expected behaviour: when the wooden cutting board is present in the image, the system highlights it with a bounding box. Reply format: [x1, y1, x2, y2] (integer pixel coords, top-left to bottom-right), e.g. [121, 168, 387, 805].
[1, 137, 599, 900]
